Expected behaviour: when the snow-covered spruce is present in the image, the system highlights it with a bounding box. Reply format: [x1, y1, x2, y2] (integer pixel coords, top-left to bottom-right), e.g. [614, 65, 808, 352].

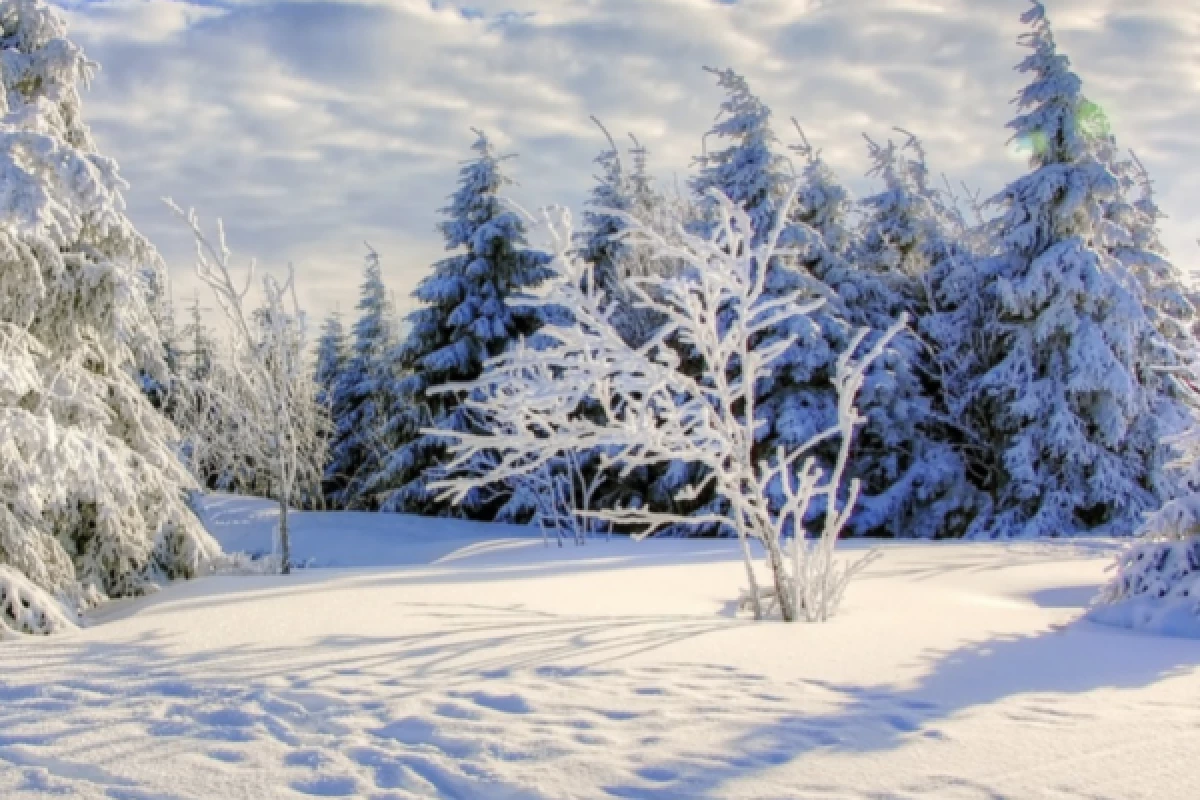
[314, 309, 351, 506]
[170, 292, 247, 493]
[665, 66, 830, 536]
[788, 128, 975, 539]
[1101, 149, 1200, 501]
[430, 187, 895, 622]
[952, 1, 1163, 538]
[372, 130, 553, 518]
[574, 119, 675, 349]
[1090, 496, 1200, 638]
[0, 0, 217, 635]
[325, 247, 398, 510]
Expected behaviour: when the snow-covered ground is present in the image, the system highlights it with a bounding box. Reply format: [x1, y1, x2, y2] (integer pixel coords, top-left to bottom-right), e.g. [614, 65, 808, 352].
[2, 496, 1199, 799]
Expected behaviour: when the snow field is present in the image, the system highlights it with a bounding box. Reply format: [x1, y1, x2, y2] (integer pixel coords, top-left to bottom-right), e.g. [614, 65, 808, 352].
[2, 496, 1199, 798]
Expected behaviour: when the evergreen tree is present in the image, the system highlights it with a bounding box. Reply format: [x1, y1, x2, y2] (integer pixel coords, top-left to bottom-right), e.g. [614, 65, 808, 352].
[1101, 150, 1200, 500]
[326, 247, 396, 510]
[691, 67, 795, 248]
[851, 132, 983, 537]
[0, 0, 216, 634]
[575, 118, 635, 303]
[314, 311, 350, 425]
[962, 1, 1160, 538]
[373, 131, 553, 517]
[313, 310, 350, 505]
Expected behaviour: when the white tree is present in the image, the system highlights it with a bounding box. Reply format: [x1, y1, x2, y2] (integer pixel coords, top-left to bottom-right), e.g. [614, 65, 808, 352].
[326, 247, 396, 510]
[314, 310, 350, 506]
[852, 131, 983, 538]
[372, 130, 553, 517]
[1094, 387, 1200, 629]
[956, 1, 1159, 538]
[166, 203, 328, 574]
[0, 0, 217, 635]
[430, 188, 896, 622]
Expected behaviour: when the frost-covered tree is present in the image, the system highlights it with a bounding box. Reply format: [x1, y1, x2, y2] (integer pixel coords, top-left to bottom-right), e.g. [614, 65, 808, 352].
[691, 67, 795, 248]
[0, 1, 217, 635]
[313, 310, 350, 505]
[314, 310, 349, 419]
[325, 247, 397, 510]
[660, 68, 821, 533]
[852, 131, 983, 537]
[372, 130, 553, 517]
[168, 204, 329, 573]
[962, 1, 1159, 538]
[431, 189, 893, 622]
[1092, 387, 1200, 634]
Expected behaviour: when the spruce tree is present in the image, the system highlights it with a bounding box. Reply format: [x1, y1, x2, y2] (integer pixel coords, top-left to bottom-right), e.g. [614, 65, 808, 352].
[373, 131, 552, 517]
[326, 247, 396, 510]
[965, 0, 1160, 537]
[314, 311, 351, 505]
[0, 0, 216, 634]
[851, 133, 982, 537]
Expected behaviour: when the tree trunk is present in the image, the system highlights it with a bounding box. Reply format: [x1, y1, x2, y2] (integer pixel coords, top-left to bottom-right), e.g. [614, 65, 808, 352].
[763, 533, 796, 622]
[279, 497, 291, 575]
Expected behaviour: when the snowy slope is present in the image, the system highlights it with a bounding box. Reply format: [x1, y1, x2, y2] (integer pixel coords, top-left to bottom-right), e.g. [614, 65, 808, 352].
[2, 495, 1199, 799]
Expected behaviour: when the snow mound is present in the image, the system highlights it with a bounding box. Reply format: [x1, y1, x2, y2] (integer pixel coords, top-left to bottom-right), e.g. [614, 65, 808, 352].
[1088, 533, 1200, 639]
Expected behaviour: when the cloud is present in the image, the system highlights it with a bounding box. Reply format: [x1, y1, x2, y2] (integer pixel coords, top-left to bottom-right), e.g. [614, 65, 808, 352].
[58, 0, 1200, 326]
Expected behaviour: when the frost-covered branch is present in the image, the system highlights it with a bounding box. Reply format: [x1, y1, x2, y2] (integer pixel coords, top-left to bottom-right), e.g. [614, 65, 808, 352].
[166, 200, 327, 574]
[429, 186, 900, 622]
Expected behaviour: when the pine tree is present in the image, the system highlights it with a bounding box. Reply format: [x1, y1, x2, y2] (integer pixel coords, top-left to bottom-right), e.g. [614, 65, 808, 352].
[691, 68, 795, 248]
[964, 1, 1160, 538]
[373, 130, 553, 516]
[851, 132, 983, 537]
[0, 0, 217, 634]
[575, 119, 634, 304]
[314, 310, 350, 505]
[326, 247, 396, 510]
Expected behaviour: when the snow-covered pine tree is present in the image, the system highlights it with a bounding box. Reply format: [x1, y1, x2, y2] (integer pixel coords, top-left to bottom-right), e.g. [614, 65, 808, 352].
[1114, 155, 1199, 351]
[139, 267, 181, 414]
[964, 0, 1160, 538]
[778, 128, 971, 538]
[658, 68, 820, 533]
[0, 0, 217, 635]
[575, 118, 634, 306]
[852, 131, 983, 537]
[314, 310, 350, 506]
[325, 247, 396, 510]
[372, 130, 553, 517]
[1098, 147, 1200, 502]
[1092, 381, 1200, 633]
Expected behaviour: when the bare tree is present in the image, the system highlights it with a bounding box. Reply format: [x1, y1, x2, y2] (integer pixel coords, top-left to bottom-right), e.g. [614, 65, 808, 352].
[430, 187, 899, 622]
[166, 201, 328, 574]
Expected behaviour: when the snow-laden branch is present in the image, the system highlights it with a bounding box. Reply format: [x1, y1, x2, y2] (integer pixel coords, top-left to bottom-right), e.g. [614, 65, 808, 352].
[165, 199, 328, 574]
[429, 185, 902, 622]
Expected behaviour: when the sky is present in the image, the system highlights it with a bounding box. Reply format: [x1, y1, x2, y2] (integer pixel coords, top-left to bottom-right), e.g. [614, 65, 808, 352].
[58, 0, 1200, 329]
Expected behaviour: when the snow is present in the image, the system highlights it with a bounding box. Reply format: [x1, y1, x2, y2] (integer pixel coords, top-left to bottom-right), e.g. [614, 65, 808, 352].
[2, 493, 1199, 798]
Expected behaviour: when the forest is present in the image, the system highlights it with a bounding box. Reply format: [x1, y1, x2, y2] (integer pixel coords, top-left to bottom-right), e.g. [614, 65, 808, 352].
[1, 0, 1197, 637]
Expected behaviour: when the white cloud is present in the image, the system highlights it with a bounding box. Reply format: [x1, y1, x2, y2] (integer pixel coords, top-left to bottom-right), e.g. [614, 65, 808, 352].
[58, 0, 1200, 326]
